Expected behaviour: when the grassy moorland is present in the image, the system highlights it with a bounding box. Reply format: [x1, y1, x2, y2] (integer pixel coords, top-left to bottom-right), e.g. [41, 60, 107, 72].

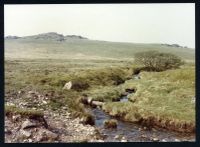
[5, 33, 194, 60]
[5, 32, 195, 133]
[102, 65, 195, 132]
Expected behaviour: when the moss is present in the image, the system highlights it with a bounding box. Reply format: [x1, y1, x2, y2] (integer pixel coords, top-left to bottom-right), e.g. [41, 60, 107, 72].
[103, 119, 118, 128]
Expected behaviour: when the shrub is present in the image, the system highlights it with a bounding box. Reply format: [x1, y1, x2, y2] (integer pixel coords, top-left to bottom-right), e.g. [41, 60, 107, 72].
[134, 51, 184, 71]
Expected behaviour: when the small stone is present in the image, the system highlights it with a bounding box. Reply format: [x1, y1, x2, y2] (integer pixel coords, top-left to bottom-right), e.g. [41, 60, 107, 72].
[114, 135, 120, 139]
[42, 100, 47, 104]
[21, 120, 37, 129]
[28, 138, 33, 142]
[62, 106, 68, 110]
[152, 137, 159, 142]
[175, 139, 180, 142]
[5, 128, 12, 135]
[152, 128, 157, 132]
[20, 130, 32, 138]
[121, 137, 128, 142]
[63, 81, 72, 90]
[96, 140, 104, 142]
[36, 129, 58, 142]
[162, 139, 167, 142]
[7, 102, 15, 106]
[122, 136, 125, 139]
[28, 91, 35, 94]
[12, 114, 21, 122]
[143, 127, 147, 130]
[141, 134, 147, 138]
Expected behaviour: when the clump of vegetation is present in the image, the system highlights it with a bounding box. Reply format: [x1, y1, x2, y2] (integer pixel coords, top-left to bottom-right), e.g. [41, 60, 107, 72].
[81, 113, 95, 125]
[70, 79, 90, 91]
[103, 119, 118, 128]
[83, 86, 123, 102]
[102, 102, 142, 122]
[5, 105, 44, 118]
[134, 51, 184, 71]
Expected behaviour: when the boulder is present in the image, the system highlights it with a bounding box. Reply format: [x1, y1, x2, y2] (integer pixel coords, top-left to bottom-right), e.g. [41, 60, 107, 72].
[62, 81, 72, 90]
[91, 101, 104, 107]
[87, 97, 93, 104]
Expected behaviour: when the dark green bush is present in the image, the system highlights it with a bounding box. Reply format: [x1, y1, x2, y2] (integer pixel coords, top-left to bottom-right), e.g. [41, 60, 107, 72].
[134, 51, 184, 71]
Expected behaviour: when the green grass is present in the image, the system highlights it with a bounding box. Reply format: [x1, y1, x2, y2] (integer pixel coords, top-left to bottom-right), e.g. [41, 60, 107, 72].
[5, 39, 195, 60]
[4, 37, 195, 132]
[102, 65, 195, 132]
[5, 105, 44, 118]
[5, 58, 137, 120]
[128, 66, 195, 121]
[5, 58, 195, 124]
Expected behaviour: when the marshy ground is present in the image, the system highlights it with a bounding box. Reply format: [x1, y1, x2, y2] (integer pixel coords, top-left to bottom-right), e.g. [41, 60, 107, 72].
[5, 58, 195, 142]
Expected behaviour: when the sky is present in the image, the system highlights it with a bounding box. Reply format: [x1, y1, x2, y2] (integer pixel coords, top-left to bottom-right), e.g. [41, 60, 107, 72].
[4, 4, 195, 48]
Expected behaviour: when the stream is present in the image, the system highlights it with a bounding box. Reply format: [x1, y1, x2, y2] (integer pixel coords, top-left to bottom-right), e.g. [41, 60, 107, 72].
[88, 96, 195, 142]
[86, 75, 195, 142]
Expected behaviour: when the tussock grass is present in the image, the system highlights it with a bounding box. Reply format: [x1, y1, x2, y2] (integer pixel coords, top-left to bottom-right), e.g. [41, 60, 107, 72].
[103, 66, 195, 132]
[5, 105, 44, 118]
[83, 86, 123, 102]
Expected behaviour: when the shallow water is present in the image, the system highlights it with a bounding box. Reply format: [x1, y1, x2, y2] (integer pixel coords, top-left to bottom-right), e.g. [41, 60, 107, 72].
[87, 95, 195, 142]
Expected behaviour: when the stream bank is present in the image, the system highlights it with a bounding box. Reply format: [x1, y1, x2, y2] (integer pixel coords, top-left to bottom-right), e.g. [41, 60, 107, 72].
[85, 94, 195, 142]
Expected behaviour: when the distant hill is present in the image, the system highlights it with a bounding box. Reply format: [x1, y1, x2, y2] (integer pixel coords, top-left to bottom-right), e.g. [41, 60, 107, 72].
[5, 32, 88, 42]
[5, 32, 195, 61]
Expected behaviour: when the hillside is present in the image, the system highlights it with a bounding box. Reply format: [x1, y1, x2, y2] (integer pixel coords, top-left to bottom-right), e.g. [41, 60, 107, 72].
[5, 32, 195, 61]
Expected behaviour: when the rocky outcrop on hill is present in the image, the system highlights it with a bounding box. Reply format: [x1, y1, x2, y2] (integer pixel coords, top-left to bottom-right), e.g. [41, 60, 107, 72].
[65, 35, 88, 40]
[5, 36, 21, 39]
[5, 32, 88, 42]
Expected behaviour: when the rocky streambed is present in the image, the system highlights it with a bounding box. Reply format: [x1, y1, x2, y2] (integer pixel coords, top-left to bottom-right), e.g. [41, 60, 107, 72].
[4, 91, 104, 143]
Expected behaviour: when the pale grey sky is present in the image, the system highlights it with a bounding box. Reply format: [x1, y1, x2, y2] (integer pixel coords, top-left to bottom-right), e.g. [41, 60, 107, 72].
[4, 4, 195, 48]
